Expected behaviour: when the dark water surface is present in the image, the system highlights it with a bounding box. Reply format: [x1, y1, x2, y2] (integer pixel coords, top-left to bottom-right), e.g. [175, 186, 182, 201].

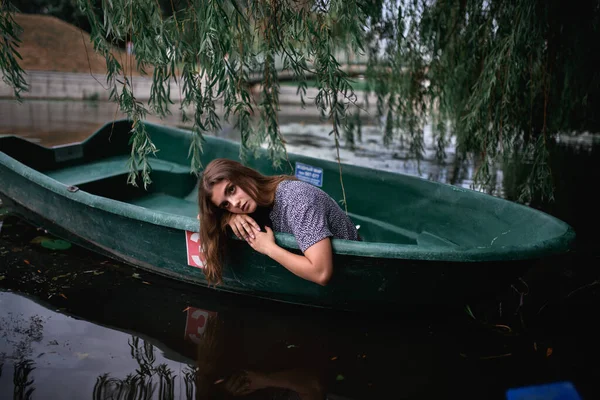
[1, 100, 600, 399]
[0, 216, 598, 400]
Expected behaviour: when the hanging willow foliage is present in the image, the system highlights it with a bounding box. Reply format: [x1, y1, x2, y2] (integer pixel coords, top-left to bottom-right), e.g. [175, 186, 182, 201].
[2, 0, 599, 202]
[0, 1, 28, 98]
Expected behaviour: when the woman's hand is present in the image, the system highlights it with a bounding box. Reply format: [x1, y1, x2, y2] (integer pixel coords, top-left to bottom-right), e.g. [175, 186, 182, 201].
[226, 214, 261, 241]
[247, 226, 276, 256]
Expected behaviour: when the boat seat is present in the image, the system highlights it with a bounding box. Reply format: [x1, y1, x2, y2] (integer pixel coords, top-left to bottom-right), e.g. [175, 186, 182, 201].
[46, 155, 190, 186]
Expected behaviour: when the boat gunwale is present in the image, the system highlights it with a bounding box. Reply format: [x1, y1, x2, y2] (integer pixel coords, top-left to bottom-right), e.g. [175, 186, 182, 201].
[0, 121, 576, 263]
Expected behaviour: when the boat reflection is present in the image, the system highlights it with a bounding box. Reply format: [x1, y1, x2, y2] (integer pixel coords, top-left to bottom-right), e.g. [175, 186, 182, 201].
[84, 303, 330, 399]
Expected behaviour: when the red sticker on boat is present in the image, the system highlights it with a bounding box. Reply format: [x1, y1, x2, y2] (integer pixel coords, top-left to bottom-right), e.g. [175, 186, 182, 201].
[185, 231, 206, 269]
[184, 306, 218, 343]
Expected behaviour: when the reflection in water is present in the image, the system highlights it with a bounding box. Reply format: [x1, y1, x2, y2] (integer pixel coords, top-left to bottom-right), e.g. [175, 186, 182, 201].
[88, 310, 325, 400]
[191, 311, 325, 399]
[0, 308, 46, 400]
[13, 359, 36, 400]
[92, 336, 194, 400]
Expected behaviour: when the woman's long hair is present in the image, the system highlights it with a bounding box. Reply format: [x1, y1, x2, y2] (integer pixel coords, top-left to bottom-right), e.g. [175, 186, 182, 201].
[198, 158, 294, 285]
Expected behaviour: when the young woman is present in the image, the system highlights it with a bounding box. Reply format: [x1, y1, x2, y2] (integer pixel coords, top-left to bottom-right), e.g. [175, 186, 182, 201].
[198, 158, 359, 286]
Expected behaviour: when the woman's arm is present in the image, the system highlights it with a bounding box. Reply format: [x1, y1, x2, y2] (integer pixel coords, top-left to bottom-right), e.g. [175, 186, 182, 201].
[247, 227, 333, 286]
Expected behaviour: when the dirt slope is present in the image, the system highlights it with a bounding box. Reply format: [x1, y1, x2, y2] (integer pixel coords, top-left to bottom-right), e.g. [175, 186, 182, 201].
[12, 13, 141, 75]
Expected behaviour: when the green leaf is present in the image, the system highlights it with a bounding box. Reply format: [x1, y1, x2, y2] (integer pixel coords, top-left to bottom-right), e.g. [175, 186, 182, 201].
[41, 239, 72, 251]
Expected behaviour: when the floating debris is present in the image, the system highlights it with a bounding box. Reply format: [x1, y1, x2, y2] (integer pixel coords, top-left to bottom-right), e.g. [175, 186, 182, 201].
[52, 273, 72, 281]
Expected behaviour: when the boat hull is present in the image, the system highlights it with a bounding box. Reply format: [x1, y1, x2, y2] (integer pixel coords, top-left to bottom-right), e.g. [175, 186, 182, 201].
[0, 166, 529, 310]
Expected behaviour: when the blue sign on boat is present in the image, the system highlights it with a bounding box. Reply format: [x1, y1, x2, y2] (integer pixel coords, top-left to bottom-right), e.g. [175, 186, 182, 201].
[295, 162, 323, 187]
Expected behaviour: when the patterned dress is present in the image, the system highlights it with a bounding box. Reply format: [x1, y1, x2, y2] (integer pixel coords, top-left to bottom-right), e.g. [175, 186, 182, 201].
[268, 180, 359, 252]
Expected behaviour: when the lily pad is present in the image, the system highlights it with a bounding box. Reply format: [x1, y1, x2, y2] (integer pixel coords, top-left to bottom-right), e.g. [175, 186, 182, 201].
[41, 239, 72, 250]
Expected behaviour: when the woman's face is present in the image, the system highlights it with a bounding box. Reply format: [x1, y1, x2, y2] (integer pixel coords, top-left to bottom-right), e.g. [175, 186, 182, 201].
[210, 180, 257, 214]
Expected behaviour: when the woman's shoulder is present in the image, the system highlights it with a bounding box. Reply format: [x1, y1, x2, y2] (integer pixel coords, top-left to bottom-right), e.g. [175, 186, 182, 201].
[277, 179, 326, 199]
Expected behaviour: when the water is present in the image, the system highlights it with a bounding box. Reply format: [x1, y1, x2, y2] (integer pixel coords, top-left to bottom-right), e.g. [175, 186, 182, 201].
[1, 100, 599, 399]
[0, 99, 499, 192]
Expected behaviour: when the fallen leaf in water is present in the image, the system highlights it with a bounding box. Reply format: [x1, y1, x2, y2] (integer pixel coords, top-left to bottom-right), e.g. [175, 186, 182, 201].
[31, 236, 52, 244]
[182, 307, 191, 312]
[37, 270, 41, 273]
[336, 375, 345, 381]
[330, 356, 338, 361]
[142, 281, 151, 285]
[59, 293, 68, 299]
[546, 348, 553, 357]
[24, 259, 30, 265]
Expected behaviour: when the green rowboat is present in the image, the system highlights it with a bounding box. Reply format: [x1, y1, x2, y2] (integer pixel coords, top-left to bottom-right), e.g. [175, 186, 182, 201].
[0, 120, 575, 310]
